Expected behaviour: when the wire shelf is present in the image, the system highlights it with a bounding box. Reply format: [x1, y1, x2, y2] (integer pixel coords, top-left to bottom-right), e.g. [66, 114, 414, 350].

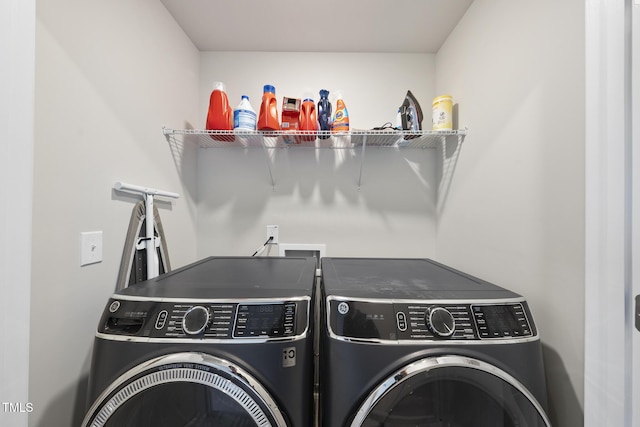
[163, 126, 467, 189]
[163, 128, 467, 149]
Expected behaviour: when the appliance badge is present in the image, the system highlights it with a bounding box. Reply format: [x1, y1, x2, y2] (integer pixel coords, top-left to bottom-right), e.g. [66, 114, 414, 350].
[282, 347, 296, 368]
[337, 302, 350, 315]
[109, 301, 120, 313]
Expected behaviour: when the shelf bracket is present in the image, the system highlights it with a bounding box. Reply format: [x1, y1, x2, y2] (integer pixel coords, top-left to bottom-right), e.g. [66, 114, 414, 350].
[357, 134, 367, 189]
[113, 181, 179, 280]
[261, 141, 277, 190]
[436, 132, 465, 215]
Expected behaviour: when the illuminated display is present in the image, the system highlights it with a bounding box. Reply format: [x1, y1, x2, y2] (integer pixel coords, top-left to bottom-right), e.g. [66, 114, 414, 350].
[234, 303, 296, 338]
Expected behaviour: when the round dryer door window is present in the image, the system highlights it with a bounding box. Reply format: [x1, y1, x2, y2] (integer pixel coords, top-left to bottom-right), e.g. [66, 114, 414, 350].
[350, 355, 551, 427]
[82, 352, 287, 427]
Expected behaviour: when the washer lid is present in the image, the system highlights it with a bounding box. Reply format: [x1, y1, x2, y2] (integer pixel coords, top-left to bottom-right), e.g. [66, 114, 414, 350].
[321, 258, 520, 299]
[117, 256, 317, 299]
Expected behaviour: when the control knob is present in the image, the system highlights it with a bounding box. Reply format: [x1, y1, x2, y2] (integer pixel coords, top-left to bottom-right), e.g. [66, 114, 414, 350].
[182, 305, 211, 336]
[425, 306, 455, 338]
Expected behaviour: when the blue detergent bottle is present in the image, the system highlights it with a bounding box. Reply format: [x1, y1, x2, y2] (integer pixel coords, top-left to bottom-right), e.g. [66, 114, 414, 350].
[317, 89, 332, 139]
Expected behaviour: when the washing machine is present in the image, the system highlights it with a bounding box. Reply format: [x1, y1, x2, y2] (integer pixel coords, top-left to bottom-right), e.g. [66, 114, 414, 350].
[82, 256, 317, 427]
[320, 257, 551, 427]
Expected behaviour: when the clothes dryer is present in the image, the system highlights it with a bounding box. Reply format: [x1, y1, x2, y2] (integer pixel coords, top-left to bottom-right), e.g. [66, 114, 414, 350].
[320, 257, 551, 427]
[82, 256, 317, 427]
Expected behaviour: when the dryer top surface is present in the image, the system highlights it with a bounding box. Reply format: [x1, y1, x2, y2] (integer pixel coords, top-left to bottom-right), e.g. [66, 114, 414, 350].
[321, 258, 519, 300]
[116, 256, 317, 299]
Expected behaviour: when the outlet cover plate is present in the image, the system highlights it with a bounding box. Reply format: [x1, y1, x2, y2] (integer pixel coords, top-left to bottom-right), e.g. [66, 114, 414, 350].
[266, 225, 279, 244]
[81, 231, 103, 266]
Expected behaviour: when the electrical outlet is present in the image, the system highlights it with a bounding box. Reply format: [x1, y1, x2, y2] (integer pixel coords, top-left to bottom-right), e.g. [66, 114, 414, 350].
[266, 225, 279, 244]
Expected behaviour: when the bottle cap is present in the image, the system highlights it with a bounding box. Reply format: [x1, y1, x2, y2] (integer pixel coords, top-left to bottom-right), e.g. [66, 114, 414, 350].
[319, 89, 329, 97]
[241, 95, 249, 101]
[303, 98, 314, 103]
[263, 85, 276, 94]
[213, 81, 226, 91]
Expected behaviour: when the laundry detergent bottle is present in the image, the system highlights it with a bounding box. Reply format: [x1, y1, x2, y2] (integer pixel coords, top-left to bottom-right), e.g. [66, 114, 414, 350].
[298, 97, 318, 142]
[317, 89, 332, 139]
[205, 81, 233, 141]
[331, 91, 349, 134]
[258, 85, 280, 131]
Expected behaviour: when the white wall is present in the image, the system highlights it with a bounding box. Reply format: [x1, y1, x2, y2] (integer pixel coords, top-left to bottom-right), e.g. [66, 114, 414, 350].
[30, 1, 200, 426]
[196, 52, 439, 259]
[435, 1, 585, 426]
[0, 1, 35, 426]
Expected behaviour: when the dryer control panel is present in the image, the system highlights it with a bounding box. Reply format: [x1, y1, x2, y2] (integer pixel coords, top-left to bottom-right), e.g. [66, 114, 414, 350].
[328, 299, 535, 342]
[98, 298, 308, 341]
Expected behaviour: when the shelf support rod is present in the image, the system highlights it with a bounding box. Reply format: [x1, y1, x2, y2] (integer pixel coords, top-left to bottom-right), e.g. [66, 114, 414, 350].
[261, 138, 276, 190]
[357, 134, 367, 189]
[113, 181, 180, 280]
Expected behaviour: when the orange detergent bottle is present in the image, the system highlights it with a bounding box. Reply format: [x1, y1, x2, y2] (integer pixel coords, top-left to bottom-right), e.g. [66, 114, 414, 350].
[298, 98, 318, 142]
[258, 85, 280, 131]
[205, 82, 233, 141]
[331, 91, 349, 133]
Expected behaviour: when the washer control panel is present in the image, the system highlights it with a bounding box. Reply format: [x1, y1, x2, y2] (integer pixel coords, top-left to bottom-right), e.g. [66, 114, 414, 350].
[99, 298, 307, 340]
[328, 299, 535, 342]
[396, 303, 476, 340]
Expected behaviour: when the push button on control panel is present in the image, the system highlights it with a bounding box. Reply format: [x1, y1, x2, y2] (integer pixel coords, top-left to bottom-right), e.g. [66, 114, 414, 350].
[396, 311, 407, 332]
[283, 303, 296, 335]
[154, 310, 168, 330]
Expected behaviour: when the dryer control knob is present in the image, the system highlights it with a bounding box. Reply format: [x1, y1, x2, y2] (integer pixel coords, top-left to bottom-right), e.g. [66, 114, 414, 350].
[182, 305, 211, 336]
[425, 307, 455, 338]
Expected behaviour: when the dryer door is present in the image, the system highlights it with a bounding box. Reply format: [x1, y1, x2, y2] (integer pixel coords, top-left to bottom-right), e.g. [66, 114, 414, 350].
[82, 352, 287, 427]
[350, 355, 551, 427]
